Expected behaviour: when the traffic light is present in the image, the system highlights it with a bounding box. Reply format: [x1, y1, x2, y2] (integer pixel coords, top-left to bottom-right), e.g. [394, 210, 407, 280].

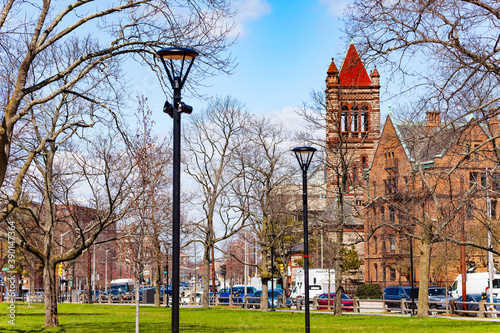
[279, 264, 284, 273]
[220, 264, 226, 276]
[58, 264, 63, 277]
[163, 265, 168, 275]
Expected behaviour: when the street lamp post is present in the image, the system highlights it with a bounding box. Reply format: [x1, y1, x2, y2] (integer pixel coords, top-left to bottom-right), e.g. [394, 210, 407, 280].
[60, 231, 71, 255]
[409, 235, 415, 315]
[292, 146, 316, 333]
[268, 234, 276, 311]
[156, 47, 198, 333]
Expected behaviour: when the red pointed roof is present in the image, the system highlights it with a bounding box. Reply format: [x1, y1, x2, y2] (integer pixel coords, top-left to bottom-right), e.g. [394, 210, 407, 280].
[339, 44, 372, 87]
[327, 58, 339, 75]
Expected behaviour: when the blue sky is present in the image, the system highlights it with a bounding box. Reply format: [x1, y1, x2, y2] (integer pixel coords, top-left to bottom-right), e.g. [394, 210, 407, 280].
[132, 0, 391, 134]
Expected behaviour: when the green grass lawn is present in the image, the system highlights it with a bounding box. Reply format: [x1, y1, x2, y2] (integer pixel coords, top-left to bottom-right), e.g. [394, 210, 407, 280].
[1, 303, 500, 332]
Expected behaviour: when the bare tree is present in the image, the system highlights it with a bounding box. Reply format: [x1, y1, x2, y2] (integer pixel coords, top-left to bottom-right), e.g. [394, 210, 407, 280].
[233, 115, 294, 311]
[0, 91, 137, 326]
[119, 218, 153, 333]
[0, 0, 236, 195]
[131, 97, 172, 307]
[183, 96, 250, 308]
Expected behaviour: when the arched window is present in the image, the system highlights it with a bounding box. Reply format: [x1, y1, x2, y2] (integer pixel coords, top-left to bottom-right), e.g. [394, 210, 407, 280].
[361, 106, 369, 132]
[351, 105, 359, 131]
[341, 105, 348, 131]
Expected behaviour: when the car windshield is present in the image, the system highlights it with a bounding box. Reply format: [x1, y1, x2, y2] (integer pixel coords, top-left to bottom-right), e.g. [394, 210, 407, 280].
[269, 289, 283, 296]
[111, 284, 130, 293]
[428, 288, 446, 297]
[404, 288, 419, 298]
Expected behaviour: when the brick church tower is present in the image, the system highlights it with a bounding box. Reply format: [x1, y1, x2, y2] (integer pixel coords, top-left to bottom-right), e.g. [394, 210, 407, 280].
[325, 43, 381, 204]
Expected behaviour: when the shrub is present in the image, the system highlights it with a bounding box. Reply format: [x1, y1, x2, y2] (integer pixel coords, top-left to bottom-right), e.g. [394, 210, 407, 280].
[354, 284, 382, 299]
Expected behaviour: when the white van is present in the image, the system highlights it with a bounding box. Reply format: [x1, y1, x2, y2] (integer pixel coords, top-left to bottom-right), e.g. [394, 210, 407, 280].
[450, 273, 500, 299]
[291, 268, 335, 301]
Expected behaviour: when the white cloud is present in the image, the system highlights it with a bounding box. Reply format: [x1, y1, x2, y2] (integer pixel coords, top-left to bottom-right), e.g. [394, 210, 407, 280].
[229, 0, 271, 37]
[319, 0, 348, 17]
[265, 106, 326, 143]
[266, 106, 306, 132]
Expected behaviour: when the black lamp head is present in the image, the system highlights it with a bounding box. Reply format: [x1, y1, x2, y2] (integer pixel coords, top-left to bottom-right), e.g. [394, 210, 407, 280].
[292, 146, 317, 172]
[156, 47, 199, 88]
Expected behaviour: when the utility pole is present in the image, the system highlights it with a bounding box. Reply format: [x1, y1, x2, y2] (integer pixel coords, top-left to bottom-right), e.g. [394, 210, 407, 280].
[460, 179, 467, 310]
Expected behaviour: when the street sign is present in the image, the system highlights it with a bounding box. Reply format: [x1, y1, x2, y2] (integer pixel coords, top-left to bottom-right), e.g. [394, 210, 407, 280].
[1, 267, 8, 271]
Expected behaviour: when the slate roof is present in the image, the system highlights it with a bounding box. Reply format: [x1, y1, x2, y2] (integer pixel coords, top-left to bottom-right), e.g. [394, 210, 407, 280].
[390, 114, 468, 164]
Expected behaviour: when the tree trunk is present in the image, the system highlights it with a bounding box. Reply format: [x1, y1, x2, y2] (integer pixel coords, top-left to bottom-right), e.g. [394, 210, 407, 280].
[28, 268, 35, 307]
[416, 232, 432, 317]
[334, 228, 344, 316]
[135, 278, 140, 333]
[201, 244, 211, 308]
[154, 260, 161, 307]
[43, 261, 59, 327]
[261, 277, 269, 311]
[261, 247, 269, 311]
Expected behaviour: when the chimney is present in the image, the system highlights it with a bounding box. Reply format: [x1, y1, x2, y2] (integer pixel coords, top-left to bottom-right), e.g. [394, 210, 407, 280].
[489, 108, 500, 138]
[426, 111, 441, 129]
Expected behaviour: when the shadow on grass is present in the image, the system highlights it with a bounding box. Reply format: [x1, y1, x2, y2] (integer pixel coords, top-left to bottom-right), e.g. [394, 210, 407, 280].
[16, 313, 109, 317]
[3, 322, 242, 333]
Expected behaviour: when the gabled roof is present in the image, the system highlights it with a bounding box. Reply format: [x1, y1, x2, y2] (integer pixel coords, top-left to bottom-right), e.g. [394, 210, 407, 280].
[339, 44, 372, 87]
[389, 113, 467, 164]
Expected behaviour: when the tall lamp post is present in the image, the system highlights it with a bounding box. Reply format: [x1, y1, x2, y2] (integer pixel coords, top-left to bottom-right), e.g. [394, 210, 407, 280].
[156, 47, 198, 333]
[268, 234, 276, 311]
[292, 146, 316, 333]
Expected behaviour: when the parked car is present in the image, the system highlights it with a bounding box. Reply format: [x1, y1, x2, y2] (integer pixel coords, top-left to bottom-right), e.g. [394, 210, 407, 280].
[317, 293, 353, 311]
[384, 286, 418, 309]
[428, 286, 452, 314]
[456, 294, 500, 315]
[217, 286, 257, 304]
[180, 292, 202, 304]
[248, 289, 290, 308]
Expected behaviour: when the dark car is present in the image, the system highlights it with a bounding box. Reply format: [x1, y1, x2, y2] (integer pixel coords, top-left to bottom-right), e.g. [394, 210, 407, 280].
[456, 294, 500, 315]
[317, 293, 353, 311]
[217, 286, 257, 304]
[249, 289, 289, 308]
[384, 286, 418, 309]
[428, 286, 451, 314]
